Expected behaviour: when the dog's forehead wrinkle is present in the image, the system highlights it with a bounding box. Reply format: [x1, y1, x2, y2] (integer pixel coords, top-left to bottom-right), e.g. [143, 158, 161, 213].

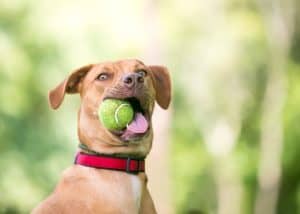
[90, 60, 145, 75]
[116, 59, 144, 71]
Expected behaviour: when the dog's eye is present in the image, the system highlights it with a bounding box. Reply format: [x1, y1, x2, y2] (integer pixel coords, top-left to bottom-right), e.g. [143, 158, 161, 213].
[137, 70, 147, 77]
[97, 73, 109, 81]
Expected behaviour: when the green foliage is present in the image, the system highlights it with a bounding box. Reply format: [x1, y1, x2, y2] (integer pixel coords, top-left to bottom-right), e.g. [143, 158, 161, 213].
[0, 1, 300, 214]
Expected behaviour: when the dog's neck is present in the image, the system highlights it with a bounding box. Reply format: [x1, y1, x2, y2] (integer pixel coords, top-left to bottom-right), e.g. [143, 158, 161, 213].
[78, 143, 146, 159]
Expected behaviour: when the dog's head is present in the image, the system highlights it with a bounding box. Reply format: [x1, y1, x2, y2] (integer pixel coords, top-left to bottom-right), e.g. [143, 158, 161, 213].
[48, 59, 171, 157]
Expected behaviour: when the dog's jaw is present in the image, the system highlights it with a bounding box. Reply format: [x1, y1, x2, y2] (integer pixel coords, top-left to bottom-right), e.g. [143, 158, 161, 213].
[103, 92, 155, 142]
[77, 102, 154, 158]
[76, 77, 156, 158]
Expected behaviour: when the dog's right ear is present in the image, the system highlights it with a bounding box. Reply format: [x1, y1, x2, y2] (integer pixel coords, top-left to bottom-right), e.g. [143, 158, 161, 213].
[48, 64, 94, 109]
[149, 65, 171, 109]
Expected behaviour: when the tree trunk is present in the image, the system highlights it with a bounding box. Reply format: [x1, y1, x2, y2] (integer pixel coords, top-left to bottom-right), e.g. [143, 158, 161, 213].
[254, 0, 294, 213]
[204, 118, 242, 214]
[142, 1, 173, 213]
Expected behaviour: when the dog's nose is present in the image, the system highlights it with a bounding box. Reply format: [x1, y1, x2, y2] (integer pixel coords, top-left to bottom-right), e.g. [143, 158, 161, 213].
[123, 73, 144, 88]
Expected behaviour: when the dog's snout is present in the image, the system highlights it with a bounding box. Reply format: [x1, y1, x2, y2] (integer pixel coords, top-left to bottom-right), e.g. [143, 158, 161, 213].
[123, 75, 134, 85]
[123, 73, 144, 88]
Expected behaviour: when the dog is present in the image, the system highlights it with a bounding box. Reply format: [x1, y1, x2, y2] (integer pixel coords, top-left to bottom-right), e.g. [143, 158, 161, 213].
[32, 59, 171, 214]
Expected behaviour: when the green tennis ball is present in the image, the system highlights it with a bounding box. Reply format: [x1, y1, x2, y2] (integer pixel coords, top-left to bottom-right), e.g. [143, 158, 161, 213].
[98, 99, 134, 130]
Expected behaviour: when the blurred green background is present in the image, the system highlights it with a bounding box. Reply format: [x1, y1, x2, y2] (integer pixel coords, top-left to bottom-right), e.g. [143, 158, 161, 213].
[0, 0, 299, 213]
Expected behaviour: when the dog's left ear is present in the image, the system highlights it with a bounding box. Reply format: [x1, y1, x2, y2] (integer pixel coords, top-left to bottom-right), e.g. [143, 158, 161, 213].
[149, 65, 171, 109]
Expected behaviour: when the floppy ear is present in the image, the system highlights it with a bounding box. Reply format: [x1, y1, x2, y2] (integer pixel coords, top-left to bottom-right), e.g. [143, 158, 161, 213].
[149, 65, 171, 109]
[48, 64, 94, 110]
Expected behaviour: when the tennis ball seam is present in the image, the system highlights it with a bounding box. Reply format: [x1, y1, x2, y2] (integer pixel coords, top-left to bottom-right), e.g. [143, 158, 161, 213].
[114, 103, 131, 126]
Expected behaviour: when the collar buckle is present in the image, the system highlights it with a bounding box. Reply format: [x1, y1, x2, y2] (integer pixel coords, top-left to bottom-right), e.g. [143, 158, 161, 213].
[126, 157, 140, 173]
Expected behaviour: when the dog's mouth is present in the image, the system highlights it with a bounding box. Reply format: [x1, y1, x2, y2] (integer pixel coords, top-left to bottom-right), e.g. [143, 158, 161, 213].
[103, 96, 151, 142]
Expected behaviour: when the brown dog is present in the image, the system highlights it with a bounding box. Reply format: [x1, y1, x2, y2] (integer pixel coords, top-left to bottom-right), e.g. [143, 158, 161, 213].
[32, 59, 171, 214]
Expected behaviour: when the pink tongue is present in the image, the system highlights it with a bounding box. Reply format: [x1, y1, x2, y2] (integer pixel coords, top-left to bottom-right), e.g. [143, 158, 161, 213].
[127, 113, 148, 134]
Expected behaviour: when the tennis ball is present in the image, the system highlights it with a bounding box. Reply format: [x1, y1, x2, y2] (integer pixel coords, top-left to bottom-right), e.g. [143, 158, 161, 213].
[98, 99, 134, 130]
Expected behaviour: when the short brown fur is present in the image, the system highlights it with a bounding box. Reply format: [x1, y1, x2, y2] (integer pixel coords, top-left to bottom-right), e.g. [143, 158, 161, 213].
[32, 59, 171, 214]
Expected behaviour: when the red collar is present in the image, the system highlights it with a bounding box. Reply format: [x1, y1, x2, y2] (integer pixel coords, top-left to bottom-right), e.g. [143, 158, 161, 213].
[74, 152, 145, 174]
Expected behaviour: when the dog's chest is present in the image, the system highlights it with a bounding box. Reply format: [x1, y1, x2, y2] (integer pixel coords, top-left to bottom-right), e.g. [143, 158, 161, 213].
[130, 175, 142, 209]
